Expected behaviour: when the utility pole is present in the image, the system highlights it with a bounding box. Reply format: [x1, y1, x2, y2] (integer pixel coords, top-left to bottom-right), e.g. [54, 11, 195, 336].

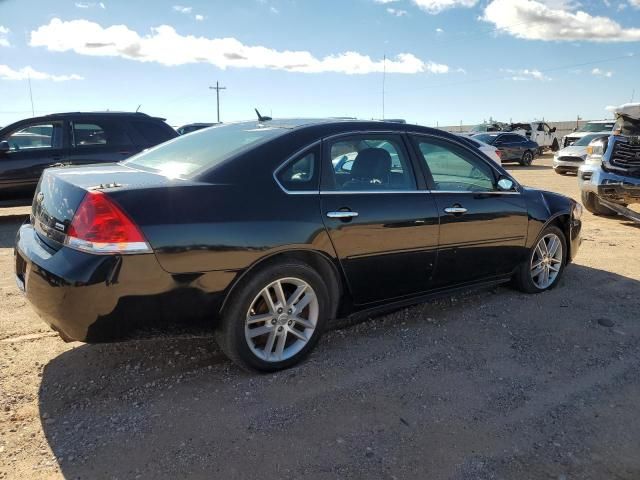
[209, 81, 226, 123]
[27, 73, 35, 117]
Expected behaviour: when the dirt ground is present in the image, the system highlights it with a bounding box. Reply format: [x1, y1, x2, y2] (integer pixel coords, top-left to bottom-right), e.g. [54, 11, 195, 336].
[1, 154, 639, 479]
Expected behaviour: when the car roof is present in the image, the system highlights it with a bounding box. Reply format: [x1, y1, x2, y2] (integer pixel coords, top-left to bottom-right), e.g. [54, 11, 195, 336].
[587, 120, 615, 123]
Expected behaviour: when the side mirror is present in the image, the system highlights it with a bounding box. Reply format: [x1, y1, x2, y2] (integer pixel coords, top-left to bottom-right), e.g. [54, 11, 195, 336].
[550, 127, 556, 133]
[0, 141, 9, 153]
[497, 177, 515, 191]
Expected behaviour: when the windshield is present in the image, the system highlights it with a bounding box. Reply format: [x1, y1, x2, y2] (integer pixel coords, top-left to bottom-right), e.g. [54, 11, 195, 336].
[472, 133, 499, 145]
[573, 134, 607, 146]
[579, 122, 615, 133]
[124, 122, 287, 178]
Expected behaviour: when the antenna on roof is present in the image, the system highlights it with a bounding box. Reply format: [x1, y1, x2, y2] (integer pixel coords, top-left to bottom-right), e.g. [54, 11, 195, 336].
[255, 108, 272, 122]
[136, 104, 142, 113]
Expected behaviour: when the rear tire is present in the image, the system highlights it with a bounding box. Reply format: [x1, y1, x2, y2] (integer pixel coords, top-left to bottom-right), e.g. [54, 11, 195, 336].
[519, 150, 533, 166]
[215, 261, 330, 372]
[512, 225, 567, 294]
[581, 191, 617, 216]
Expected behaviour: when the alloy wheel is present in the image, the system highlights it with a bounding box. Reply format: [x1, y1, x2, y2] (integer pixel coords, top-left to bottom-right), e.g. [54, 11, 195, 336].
[244, 277, 319, 362]
[530, 233, 563, 289]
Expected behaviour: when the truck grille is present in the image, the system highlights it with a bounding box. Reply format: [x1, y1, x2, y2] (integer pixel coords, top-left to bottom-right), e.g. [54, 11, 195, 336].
[610, 141, 640, 170]
[557, 156, 583, 163]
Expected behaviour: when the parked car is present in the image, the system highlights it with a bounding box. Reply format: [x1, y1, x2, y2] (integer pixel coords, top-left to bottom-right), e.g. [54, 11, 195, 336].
[15, 119, 582, 371]
[562, 120, 615, 148]
[553, 133, 609, 175]
[578, 104, 640, 218]
[176, 122, 216, 135]
[507, 122, 559, 153]
[472, 132, 539, 165]
[463, 135, 502, 164]
[0, 112, 177, 197]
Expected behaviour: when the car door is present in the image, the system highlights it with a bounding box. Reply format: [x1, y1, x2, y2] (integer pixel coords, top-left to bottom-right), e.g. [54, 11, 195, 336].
[67, 118, 137, 166]
[0, 119, 68, 192]
[409, 134, 528, 287]
[320, 133, 439, 305]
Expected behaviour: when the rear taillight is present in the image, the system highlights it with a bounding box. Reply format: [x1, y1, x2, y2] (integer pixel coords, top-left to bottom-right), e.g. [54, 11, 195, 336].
[65, 191, 151, 254]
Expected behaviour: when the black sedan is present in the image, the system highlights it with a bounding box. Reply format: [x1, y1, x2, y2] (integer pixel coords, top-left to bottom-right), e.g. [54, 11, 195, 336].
[472, 132, 539, 165]
[15, 119, 582, 371]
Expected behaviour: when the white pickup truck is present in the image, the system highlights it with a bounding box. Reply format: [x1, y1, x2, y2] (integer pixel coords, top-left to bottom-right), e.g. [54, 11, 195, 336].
[561, 120, 615, 148]
[508, 121, 560, 153]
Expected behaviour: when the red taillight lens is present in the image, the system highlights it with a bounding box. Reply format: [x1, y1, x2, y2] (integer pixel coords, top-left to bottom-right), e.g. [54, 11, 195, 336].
[65, 191, 151, 254]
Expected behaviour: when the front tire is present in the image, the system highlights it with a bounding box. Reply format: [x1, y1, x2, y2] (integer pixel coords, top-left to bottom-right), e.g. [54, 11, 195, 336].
[215, 261, 330, 372]
[581, 191, 617, 216]
[512, 225, 567, 293]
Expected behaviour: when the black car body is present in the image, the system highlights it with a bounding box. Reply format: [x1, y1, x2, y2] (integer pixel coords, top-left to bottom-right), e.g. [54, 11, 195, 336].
[472, 132, 538, 165]
[15, 119, 582, 370]
[0, 112, 177, 196]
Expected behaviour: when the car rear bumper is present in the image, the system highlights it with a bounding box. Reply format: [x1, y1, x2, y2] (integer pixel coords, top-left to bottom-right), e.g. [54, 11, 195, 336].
[14, 223, 237, 342]
[578, 166, 640, 205]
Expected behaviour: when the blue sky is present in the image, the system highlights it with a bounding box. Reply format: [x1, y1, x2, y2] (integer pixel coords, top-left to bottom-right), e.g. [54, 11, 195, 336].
[0, 0, 638, 128]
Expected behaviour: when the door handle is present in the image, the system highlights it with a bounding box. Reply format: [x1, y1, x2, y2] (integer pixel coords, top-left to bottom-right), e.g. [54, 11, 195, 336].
[444, 206, 467, 215]
[327, 211, 359, 219]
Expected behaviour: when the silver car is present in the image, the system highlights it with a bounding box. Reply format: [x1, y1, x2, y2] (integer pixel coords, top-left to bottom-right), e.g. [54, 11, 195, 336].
[553, 133, 609, 175]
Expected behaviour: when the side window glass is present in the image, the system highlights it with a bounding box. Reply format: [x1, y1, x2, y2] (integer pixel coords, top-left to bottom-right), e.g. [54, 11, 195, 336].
[327, 136, 416, 191]
[416, 139, 495, 192]
[277, 152, 317, 191]
[130, 120, 173, 145]
[73, 122, 132, 147]
[3, 123, 63, 151]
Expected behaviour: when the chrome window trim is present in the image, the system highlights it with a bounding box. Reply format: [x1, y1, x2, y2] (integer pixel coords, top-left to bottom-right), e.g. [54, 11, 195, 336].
[273, 140, 321, 195]
[319, 190, 427, 195]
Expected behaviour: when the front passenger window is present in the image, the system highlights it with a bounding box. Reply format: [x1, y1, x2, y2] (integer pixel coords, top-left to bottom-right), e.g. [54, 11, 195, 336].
[3, 122, 63, 151]
[415, 139, 495, 192]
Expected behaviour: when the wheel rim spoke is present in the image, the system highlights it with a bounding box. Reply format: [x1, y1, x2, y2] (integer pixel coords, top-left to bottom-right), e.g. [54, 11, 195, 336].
[261, 289, 276, 314]
[275, 332, 287, 359]
[287, 285, 307, 307]
[273, 280, 287, 307]
[293, 292, 313, 313]
[247, 313, 273, 325]
[249, 325, 272, 338]
[292, 316, 314, 329]
[288, 328, 307, 342]
[263, 330, 277, 358]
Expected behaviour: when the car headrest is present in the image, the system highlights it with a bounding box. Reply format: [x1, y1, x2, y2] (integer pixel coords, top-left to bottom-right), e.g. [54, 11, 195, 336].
[350, 148, 391, 184]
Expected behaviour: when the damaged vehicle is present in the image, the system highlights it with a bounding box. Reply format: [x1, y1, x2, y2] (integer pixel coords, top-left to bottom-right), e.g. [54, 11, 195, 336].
[578, 103, 640, 221]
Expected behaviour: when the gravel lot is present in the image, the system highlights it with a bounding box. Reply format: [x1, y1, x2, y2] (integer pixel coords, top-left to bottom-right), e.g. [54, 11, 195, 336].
[1, 154, 639, 479]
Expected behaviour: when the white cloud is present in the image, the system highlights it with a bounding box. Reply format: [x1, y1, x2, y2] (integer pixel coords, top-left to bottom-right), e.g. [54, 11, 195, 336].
[435, 27, 444, 33]
[0, 26, 9, 47]
[172, 5, 192, 14]
[592, 67, 613, 77]
[412, 0, 478, 14]
[0, 65, 83, 81]
[29, 18, 450, 75]
[387, 7, 408, 15]
[482, 0, 640, 42]
[374, 0, 400, 3]
[501, 68, 551, 81]
[195, 14, 205, 21]
[629, 0, 639, 7]
[270, 6, 279, 13]
[75, 1, 106, 8]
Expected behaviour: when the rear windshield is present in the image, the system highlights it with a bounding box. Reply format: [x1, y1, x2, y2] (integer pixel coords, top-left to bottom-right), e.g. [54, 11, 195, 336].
[472, 133, 498, 145]
[124, 122, 287, 178]
[579, 122, 615, 133]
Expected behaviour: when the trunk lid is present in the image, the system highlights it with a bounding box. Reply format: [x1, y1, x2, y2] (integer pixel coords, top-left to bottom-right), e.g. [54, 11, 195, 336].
[32, 164, 183, 248]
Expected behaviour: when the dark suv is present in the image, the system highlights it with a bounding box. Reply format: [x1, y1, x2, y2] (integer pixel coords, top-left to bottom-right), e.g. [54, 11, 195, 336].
[0, 112, 177, 197]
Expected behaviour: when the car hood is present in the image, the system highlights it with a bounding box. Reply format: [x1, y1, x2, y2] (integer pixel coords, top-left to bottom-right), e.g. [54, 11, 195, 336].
[557, 145, 587, 156]
[566, 130, 610, 139]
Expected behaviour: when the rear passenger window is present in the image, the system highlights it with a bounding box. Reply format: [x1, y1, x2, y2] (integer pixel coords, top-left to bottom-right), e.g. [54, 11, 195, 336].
[72, 122, 132, 147]
[326, 136, 416, 191]
[130, 120, 174, 146]
[276, 151, 318, 192]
